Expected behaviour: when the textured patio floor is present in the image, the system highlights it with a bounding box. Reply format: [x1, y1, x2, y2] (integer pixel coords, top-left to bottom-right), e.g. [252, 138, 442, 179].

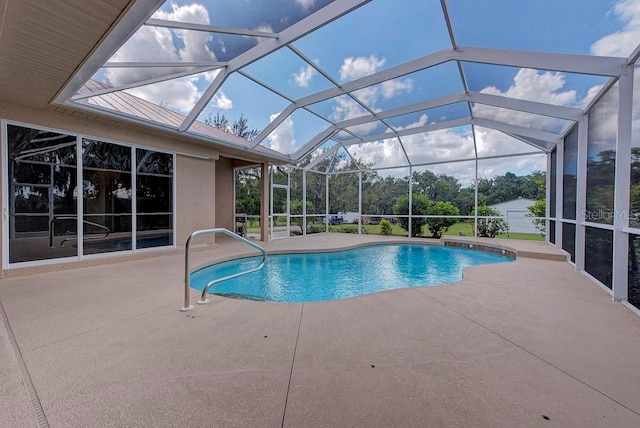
[1, 234, 640, 427]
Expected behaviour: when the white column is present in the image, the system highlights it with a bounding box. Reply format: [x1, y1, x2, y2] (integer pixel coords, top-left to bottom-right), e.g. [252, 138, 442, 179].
[545, 152, 551, 243]
[302, 170, 307, 236]
[358, 171, 362, 235]
[474, 158, 478, 237]
[612, 65, 634, 301]
[325, 174, 329, 232]
[408, 166, 413, 238]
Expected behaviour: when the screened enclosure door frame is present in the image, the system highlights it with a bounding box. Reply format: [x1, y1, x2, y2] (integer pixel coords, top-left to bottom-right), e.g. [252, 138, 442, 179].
[270, 166, 290, 240]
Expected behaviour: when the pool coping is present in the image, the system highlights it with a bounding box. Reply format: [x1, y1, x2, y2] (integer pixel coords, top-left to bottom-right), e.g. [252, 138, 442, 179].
[190, 236, 565, 274]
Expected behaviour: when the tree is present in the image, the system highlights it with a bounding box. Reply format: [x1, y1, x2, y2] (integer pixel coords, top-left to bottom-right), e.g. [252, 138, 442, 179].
[392, 194, 431, 237]
[526, 199, 546, 235]
[472, 206, 509, 238]
[235, 167, 261, 215]
[204, 112, 259, 140]
[232, 113, 259, 140]
[425, 201, 460, 238]
[290, 199, 314, 228]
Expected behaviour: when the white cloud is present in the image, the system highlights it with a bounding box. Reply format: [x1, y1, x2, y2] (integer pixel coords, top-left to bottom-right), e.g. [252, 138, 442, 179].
[476, 68, 577, 133]
[475, 127, 541, 158]
[267, 112, 296, 153]
[339, 55, 386, 81]
[346, 138, 409, 169]
[485, 68, 577, 106]
[293, 64, 317, 88]
[254, 24, 275, 43]
[330, 56, 412, 136]
[106, 4, 219, 115]
[591, 0, 640, 57]
[296, 0, 315, 11]
[380, 79, 413, 99]
[212, 91, 233, 110]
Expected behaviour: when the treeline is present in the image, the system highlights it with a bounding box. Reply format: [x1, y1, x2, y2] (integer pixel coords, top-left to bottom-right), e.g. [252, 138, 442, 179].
[237, 166, 546, 218]
[298, 169, 545, 217]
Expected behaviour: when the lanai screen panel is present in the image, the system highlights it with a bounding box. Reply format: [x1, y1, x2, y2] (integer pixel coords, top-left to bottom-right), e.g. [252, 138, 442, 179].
[58, 0, 638, 174]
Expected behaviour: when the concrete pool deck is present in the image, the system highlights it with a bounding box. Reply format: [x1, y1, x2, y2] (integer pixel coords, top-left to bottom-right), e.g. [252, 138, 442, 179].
[1, 234, 640, 427]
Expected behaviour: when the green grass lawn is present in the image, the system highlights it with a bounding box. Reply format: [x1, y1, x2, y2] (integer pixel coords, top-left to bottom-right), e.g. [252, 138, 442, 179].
[256, 220, 545, 241]
[343, 221, 544, 241]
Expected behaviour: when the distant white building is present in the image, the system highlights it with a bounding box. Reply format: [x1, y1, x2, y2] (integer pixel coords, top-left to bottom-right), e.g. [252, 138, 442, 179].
[489, 198, 538, 234]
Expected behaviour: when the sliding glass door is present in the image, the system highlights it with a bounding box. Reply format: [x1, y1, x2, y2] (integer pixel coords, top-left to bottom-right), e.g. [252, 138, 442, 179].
[6, 124, 78, 263]
[5, 122, 174, 266]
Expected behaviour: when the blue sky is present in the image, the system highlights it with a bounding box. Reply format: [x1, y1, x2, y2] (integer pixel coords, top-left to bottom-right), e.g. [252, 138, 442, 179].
[90, 0, 640, 179]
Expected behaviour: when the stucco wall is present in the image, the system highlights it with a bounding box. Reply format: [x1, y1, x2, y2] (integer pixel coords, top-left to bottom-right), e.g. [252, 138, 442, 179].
[176, 156, 216, 245]
[215, 157, 235, 231]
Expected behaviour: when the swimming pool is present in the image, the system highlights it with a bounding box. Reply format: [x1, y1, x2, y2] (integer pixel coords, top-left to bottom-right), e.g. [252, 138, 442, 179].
[190, 243, 513, 303]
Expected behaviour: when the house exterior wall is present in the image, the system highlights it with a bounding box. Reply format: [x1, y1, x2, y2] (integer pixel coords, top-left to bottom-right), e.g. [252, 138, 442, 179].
[0, 100, 226, 273]
[490, 198, 538, 234]
[215, 157, 235, 232]
[176, 155, 216, 246]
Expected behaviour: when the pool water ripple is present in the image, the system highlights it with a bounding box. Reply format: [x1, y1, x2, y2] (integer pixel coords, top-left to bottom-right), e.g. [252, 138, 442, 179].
[190, 244, 512, 303]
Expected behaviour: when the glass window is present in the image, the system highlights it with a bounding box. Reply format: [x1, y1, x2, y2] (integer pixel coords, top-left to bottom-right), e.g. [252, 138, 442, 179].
[6, 124, 78, 263]
[550, 148, 557, 218]
[629, 234, 640, 309]
[562, 126, 578, 220]
[136, 149, 174, 249]
[82, 139, 132, 254]
[562, 222, 576, 263]
[631, 64, 640, 229]
[585, 83, 618, 225]
[549, 220, 556, 244]
[585, 227, 613, 289]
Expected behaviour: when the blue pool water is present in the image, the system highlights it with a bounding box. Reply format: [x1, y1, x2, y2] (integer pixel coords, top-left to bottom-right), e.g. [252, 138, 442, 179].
[190, 244, 513, 303]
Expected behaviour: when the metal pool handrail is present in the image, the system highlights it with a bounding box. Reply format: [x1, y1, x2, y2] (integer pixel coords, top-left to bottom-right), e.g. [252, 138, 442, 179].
[180, 228, 267, 312]
[49, 216, 110, 248]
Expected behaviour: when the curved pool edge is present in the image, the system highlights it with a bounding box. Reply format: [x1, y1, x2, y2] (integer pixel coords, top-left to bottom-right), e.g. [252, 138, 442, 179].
[441, 237, 517, 260]
[189, 238, 446, 275]
[190, 236, 521, 276]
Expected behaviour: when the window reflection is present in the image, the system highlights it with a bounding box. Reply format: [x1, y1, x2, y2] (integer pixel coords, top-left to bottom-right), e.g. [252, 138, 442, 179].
[585, 227, 613, 289]
[585, 83, 618, 225]
[7, 125, 78, 263]
[629, 234, 640, 309]
[562, 222, 575, 263]
[562, 126, 577, 220]
[6, 124, 176, 263]
[550, 148, 557, 218]
[631, 64, 640, 229]
[136, 149, 173, 249]
[82, 139, 132, 254]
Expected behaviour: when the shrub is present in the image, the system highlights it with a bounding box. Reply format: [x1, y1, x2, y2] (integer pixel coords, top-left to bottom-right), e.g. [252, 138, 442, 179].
[425, 201, 459, 238]
[337, 225, 359, 234]
[306, 224, 324, 234]
[379, 219, 393, 236]
[392, 194, 431, 237]
[526, 199, 546, 235]
[472, 206, 509, 238]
